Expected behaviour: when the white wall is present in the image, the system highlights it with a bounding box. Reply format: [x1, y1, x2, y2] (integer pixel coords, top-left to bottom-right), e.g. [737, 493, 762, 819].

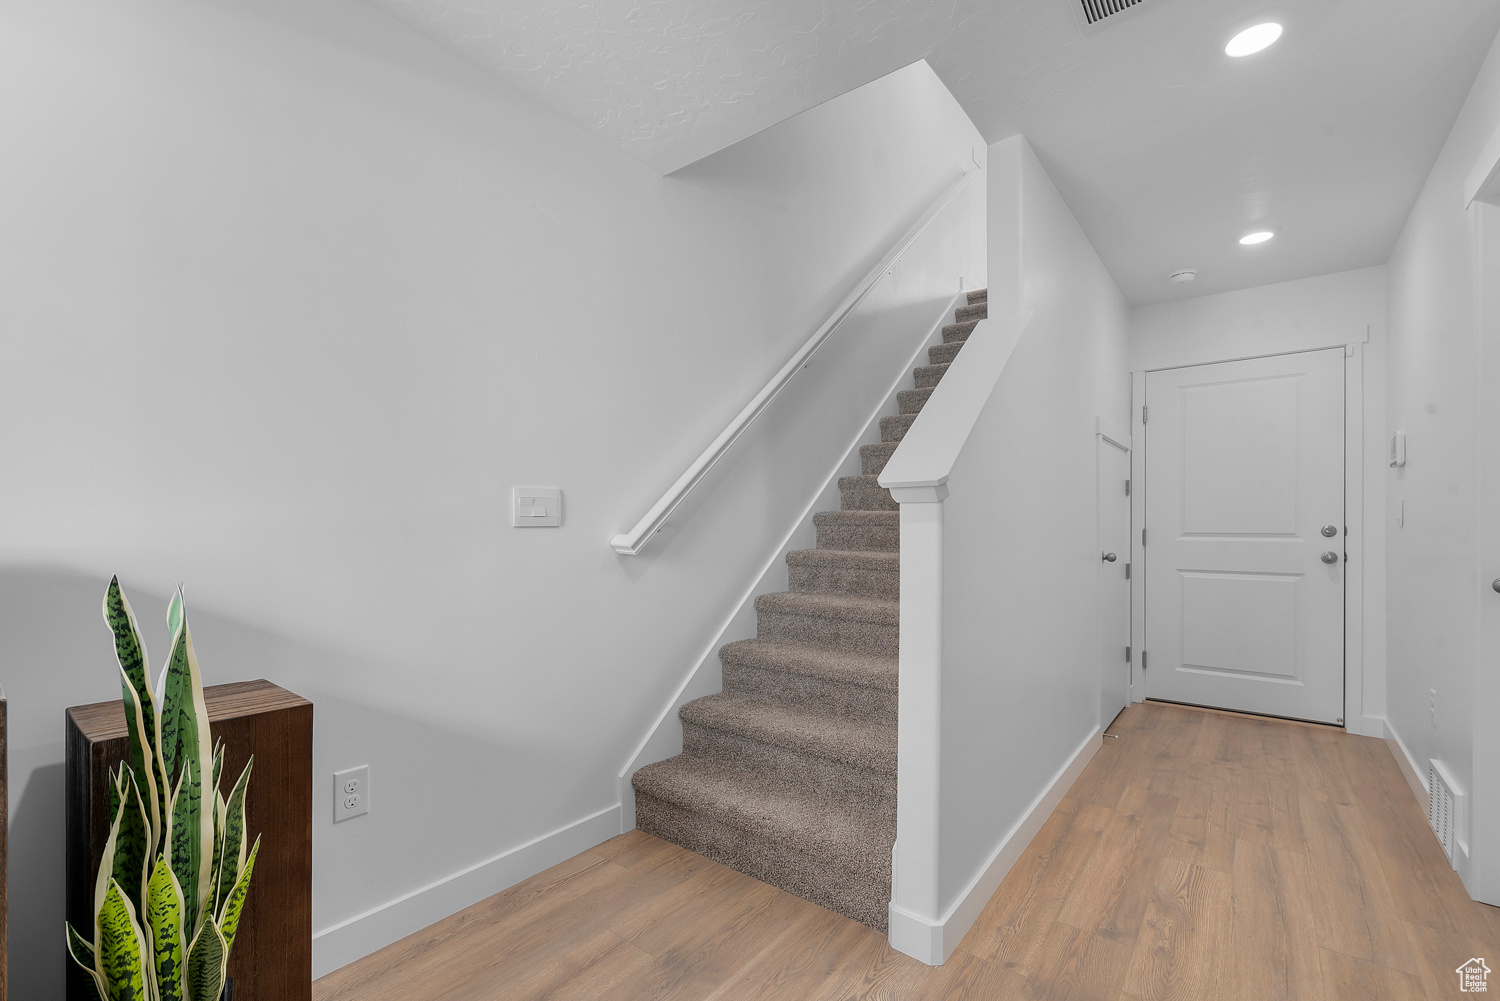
[1129, 266, 1389, 734]
[1385, 28, 1500, 896]
[889, 135, 1129, 960]
[0, 0, 985, 988]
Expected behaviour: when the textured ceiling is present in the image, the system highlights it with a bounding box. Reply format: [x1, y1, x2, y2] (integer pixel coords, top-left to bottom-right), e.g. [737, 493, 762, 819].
[368, 0, 1500, 304]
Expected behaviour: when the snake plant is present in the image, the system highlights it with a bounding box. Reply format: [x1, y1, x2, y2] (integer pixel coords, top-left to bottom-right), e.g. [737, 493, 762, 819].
[66, 578, 259, 1001]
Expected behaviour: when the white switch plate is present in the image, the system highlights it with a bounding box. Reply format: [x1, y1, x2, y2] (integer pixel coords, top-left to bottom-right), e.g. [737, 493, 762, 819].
[334, 765, 369, 822]
[513, 487, 563, 527]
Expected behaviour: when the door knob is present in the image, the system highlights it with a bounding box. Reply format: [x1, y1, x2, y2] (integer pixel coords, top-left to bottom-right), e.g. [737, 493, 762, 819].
[1321, 551, 1339, 565]
[1493, 578, 1500, 593]
[1102, 552, 1117, 562]
[1321, 525, 1338, 538]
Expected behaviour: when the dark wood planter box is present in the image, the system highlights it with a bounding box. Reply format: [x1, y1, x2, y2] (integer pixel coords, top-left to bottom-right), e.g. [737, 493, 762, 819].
[66, 681, 312, 1001]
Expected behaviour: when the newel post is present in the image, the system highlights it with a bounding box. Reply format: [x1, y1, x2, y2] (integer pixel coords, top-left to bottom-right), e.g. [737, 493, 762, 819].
[886, 482, 947, 964]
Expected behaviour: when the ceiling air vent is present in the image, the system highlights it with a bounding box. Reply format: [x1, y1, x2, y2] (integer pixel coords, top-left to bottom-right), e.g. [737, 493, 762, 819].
[1075, 0, 1150, 29]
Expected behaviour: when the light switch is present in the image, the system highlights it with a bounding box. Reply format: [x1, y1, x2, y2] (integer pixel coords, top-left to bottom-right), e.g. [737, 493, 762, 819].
[513, 487, 563, 527]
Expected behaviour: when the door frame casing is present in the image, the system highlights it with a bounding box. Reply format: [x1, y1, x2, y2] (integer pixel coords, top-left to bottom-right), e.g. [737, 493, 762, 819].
[1128, 344, 1374, 735]
[1096, 416, 1133, 723]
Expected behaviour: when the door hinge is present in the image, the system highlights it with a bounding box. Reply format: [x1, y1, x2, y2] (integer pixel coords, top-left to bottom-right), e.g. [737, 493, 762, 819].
[1126, 645, 1132, 663]
[1124, 479, 1131, 496]
[1142, 528, 1147, 547]
[1125, 562, 1131, 580]
[1142, 650, 1148, 670]
[1142, 405, 1148, 424]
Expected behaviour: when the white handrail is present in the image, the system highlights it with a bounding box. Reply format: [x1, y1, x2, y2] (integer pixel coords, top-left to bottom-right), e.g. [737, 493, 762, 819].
[610, 167, 981, 555]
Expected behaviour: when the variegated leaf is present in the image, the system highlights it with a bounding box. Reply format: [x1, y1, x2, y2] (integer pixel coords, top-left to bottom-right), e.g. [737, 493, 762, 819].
[65, 920, 105, 1001]
[216, 758, 252, 912]
[157, 618, 190, 796]
[111, 773, 151, 921]
[95, 786, 128, 941]
[217, 835, 258, 955]
[146, 857, 186, 1001]
[98, 880, 150, 1001]
[186, 919, 227, 1001]
[107, 581, 164, 845]
[160, 605, 216, 937]
[168, 751, 204, 939]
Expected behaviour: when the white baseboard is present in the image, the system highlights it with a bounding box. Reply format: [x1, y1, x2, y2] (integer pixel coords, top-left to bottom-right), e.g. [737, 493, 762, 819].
[1348, 714, 1386, 739]
[311, 803, 621, 978]
[615, 292, 965, 831]
[1383, 717, 1430, 816]
[888, 728, 1102, 965]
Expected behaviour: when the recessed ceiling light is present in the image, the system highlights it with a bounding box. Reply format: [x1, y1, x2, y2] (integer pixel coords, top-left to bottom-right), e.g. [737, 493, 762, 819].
[1239, 230, 1276, 245]
[1226, 22, 1283, 57]
[1169, 270, 1198, 284]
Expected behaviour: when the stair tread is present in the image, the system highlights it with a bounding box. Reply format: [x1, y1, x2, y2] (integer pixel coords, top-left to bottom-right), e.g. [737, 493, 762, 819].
[787, 548, 898, 570]
[754, 589, 899, 625]
[967, 288, 988, 304]
[681, 692, 895, 775]
[813, 510, 898, 525]
[720, 638, 897, 691]
[632, 755, 894, 871]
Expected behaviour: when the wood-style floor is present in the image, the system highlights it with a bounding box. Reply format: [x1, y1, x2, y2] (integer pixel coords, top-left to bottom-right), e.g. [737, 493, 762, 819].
[313, 701, 1500, 1000]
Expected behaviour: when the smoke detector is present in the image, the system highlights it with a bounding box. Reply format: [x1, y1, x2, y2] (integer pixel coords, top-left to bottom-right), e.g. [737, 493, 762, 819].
[1071, 0, 1152, 31]
[1169, 270, 1198, 285]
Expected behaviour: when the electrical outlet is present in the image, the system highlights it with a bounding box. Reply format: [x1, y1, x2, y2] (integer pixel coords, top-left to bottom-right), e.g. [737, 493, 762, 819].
[334, 765, 369, 822]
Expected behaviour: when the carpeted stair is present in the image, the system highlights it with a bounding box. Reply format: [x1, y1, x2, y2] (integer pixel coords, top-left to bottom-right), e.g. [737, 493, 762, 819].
[632, 289, 989, 930]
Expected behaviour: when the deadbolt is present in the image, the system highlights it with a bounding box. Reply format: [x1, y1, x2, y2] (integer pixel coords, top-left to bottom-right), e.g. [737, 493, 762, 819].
[1102, 552, 1117, 562]
[1321, 551, 1339, 565]
[1321, 524, 1338, 538]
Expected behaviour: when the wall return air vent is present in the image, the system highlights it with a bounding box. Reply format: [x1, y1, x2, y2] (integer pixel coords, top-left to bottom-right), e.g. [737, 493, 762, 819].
[1075, 0, 1150, 29]
[1428, 759, 1465, 868]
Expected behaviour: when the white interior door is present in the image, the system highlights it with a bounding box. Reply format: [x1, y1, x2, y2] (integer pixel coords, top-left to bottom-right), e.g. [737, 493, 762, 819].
[1144, 349, 1346, 724]
[1097, 430, 1132, 729]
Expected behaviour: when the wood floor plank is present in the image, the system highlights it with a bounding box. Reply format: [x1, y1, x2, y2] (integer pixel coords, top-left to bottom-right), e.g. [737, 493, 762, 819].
[706, 907, 878, 1001]
[1318, 947, 1426, 1001]
[1300, 793, 1421, 976]
[961, 800, 1114, 971]
[1230, 839, 1326, 1001]
[1119, 856, 1232, 1001]
[315, 702, 1497, 1001]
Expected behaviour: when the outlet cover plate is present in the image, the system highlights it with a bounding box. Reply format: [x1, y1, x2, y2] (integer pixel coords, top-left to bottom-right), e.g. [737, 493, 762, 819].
[334, 765, 369, 822]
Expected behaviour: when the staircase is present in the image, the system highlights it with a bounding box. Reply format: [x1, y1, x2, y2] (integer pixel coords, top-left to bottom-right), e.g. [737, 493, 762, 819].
[632, 289, 989, 930]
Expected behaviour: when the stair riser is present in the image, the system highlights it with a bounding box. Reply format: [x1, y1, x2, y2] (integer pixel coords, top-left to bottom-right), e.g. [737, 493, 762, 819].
[681, 724, 895, 807]
[955, 303, 988, 322]
[815, 520, 899, 551]
[722, 662, 897, 726]
[929, 341, 963, 365]
[913, 365, 947, 389]
[897, 388, 933, 415]
[860, 442, 897, 476]
[839, 478, 898, 511]
[879, 415, 916, 444]
[967, 289, 988, 305]
[943, 321, 978, 344]
[789, 561, 898, 601]
[634, 794, 890, 930]
[757, 609, 897, 657]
